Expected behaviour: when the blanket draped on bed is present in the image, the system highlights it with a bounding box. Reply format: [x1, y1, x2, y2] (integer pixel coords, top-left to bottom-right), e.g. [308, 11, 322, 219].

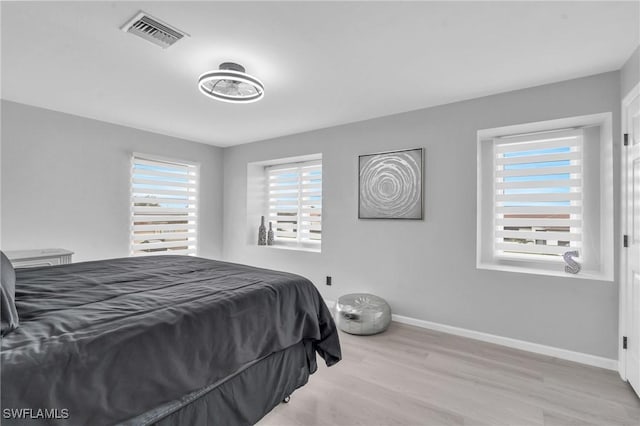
[1, 256, 341, 425]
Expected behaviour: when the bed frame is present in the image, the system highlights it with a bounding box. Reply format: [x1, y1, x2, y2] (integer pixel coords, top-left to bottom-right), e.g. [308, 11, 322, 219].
[124, 340, 314, 425]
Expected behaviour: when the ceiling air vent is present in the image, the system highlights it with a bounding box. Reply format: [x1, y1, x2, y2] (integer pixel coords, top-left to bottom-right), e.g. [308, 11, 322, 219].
[121, 11, 189, 49]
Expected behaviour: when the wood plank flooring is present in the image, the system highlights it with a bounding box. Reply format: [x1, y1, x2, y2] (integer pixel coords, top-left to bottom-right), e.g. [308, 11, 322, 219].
[259, 322, 640, 426]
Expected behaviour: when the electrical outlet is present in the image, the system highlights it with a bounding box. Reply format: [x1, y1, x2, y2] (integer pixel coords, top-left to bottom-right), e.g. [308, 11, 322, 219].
[326, 276, 332, 286]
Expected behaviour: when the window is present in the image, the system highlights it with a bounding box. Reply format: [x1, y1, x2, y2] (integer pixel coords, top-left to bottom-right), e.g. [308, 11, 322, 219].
[266, 160, 322, 248]
[130, 154, 198, 256]
[477, 114, 613, 280]
[494, 129, 582, 260]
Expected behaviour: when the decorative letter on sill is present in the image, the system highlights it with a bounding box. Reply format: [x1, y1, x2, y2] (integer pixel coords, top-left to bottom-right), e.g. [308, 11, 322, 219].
[563, 251, 581, 274]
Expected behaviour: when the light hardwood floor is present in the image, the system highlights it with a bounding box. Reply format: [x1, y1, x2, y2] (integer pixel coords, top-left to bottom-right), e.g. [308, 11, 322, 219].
[259, 322, 640, 426]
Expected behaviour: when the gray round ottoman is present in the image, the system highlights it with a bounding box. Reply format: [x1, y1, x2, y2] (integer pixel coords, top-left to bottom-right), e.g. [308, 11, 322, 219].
[335, 293, 391, 335]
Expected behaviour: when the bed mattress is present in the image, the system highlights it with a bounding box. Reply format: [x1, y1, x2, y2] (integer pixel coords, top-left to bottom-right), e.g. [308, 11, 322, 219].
[1, 256, 341, 425]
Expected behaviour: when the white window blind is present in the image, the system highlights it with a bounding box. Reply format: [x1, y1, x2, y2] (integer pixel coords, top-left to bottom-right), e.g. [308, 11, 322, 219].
[267, 160, 322, 246]
[130, 154, 198, 256]
[494, 129, 582, 260]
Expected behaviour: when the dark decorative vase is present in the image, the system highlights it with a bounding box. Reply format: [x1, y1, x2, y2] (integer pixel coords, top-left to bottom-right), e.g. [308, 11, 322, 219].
[258, 216, 267, 246]
[267, 222, 274, 246]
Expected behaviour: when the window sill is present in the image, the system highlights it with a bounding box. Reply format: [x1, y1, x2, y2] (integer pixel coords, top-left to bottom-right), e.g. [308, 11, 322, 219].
[477, 262, 613, 282]
[256, 244, 321, 253]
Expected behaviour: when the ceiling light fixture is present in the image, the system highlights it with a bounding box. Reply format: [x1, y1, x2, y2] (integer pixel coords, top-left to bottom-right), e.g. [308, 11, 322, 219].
[198, 62, 264, 103]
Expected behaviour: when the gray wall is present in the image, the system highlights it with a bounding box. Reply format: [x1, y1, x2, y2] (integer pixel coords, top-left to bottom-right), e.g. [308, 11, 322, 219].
[0, 69, 629, 359]
[621, 45, 639, 98]
[1, 101, 224, 262]
[223, 71, 621, 359]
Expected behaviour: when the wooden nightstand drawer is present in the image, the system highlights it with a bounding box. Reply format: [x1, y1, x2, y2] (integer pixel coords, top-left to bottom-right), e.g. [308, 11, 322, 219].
[5, 248, 74, 268]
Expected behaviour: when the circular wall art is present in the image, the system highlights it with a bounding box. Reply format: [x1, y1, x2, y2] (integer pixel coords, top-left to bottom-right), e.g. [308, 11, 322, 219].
[358, 148, 423, 219]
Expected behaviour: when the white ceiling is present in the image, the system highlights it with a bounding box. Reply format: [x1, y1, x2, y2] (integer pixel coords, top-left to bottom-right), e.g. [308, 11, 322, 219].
[1, 1, 638, 147]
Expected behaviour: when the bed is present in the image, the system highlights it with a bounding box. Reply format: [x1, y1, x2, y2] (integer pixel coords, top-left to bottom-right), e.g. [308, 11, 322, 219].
[0, 255, 341, 425]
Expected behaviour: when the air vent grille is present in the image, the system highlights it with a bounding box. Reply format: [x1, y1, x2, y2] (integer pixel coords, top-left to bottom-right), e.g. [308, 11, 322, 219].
[121, 12, 188, 49]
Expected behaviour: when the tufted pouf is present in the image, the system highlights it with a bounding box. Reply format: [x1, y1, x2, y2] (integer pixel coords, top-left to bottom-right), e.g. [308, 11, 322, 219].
[335, 293, 391, 335]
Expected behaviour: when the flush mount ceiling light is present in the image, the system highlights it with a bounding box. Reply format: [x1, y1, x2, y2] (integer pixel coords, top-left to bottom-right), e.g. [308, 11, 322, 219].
[198, 62, 264, 103]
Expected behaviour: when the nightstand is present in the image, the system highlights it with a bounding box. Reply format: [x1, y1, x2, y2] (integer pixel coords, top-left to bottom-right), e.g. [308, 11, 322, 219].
[5, 248, 74, 268]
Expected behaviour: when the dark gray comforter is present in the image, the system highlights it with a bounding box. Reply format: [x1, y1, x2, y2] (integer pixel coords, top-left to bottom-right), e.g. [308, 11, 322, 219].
[1, 256, 341, 425]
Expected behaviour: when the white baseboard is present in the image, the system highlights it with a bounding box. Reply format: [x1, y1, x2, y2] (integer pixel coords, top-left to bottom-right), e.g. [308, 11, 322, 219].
[325, 299, 617, 371]
[392, 314, 617, 371]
